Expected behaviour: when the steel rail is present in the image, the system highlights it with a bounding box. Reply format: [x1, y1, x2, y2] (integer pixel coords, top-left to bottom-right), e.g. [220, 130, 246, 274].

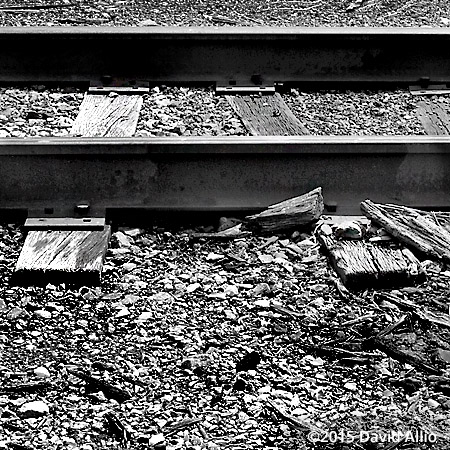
[0, 27, 449, 87]
[1, 136, 450, 217]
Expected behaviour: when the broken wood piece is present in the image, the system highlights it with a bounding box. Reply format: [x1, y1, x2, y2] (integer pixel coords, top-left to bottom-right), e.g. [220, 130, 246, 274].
[377, 292, 450, 330]
[416, 100, 450, 135]
[68, 368, 132, 403]
[361, 200, 450, 263]
[246, 187, 323, 234]
[163, 417, 202, 437]
[188, 406, 209, 440]
[13, 227, 111, 286]
[0, 381, 51, 394]
[266, 400, 322, 433]
[71, 93, 143, 137]
[376, 313, 411, 339]
[373, 338, 442, 375]
[105, 412, 132, 445]
[317, 223, 424, 290]
[226, 93, 309, 136]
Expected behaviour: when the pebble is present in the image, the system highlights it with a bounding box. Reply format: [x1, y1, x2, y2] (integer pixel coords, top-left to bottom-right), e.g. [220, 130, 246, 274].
[254, 299, 271, 308]
[224, 285, 239, 297]
[34, 310, 52, 319]
[122, 262, 137, 272]
[344, 382, 358, 391]
[428, 399, 440, 409]
[138, 311, 153, 322]
[19, 400, 49, 418]
[116, 307, 130, 318]
[114, 231, 133, 248]
[186, 283, 201, 293]
[206, 252, 224, 262]
[34, 366, 51, 378]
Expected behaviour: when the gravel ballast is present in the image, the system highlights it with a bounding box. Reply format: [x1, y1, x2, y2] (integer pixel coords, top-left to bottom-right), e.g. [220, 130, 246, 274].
[0, 0, 449, 27]
[2, 86, 450, 136]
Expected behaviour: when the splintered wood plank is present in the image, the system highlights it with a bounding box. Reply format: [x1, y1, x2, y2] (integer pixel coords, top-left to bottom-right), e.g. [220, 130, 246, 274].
[226, 93, 309, 135]
[317, 223, 424, 290]
[13, 226, 111, 285]
[416, 100, 450, 135]
[246, 187, 323, 233]
[71, 93, 143, 137]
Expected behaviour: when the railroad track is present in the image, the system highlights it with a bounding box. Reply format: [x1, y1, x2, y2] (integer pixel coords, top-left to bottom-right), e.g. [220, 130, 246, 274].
[2, 26, 450, 284]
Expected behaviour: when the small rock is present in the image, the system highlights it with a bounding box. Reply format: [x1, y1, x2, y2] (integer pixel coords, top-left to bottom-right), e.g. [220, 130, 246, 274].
[34, 366, 50, 378]
[218, 217, 241, 232]
[19, 400, 49, 418]
[224, 285, 239, 297]
[115, 307, 130, 318]
[335, 221, 365, 240]
[137, 311, 152, 322]
[186, 283, 201, 294]
[344, 382, 357, 391]
[440, 17, 450, 26]
[35, 310, 52, 319]
[148, 434, 165, 446]
[206, 252, 224, 262]
[0, 129, 10, 138]
[123, 228, 143, 237]
[113, 231, 133, 248]
[7, 307, 27, 320]
[438, 348, 450, 364]
[138, 19, 159, 26]
[254, 299, 271, 308]
[258, 254, 274, 264]
[122, 262, 137, 272]
[428, 399, 440, 409]
[252, 283, 270, 295]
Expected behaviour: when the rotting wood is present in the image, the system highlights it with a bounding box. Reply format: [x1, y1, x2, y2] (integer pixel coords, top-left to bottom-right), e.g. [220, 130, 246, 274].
[372, 338, 442, 375]
[68, 368, 132, 403]
[316, 223, 423, 290]
[105, 412, 132, 445]
[361, 200, 450, 263]
[71, 93, 143, 137]
[226, 93, 309, 136]
[377, 292, 450, 330]
[13, 227, 111, 286]
[246, 187, 323, 234]
[416, 100, 450, 135]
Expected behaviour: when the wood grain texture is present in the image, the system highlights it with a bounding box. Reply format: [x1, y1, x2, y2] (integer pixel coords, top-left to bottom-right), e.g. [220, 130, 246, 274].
[14, 226, 111, 285]
[416, 100, 450, 135]
[226, 93, 309, 135]
[71, 93, 143, 137]
[246, 187, 323, 233]
[361, 200, 450, 263]
[317, 225, 424, 290]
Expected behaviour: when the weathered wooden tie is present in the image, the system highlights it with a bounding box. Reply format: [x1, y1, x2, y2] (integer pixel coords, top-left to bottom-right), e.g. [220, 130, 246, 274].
[12, 90, 146, 285]
[416, 100, 450, 135]
[317, 219, 424, 290]
[226, 93, 309, 135]
[13, 227, 111, 285]
[70, 92, 143, 137]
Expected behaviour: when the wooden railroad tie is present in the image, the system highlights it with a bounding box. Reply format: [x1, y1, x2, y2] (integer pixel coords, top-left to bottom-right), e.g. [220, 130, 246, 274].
[13, 227, 111, 286]
[317, 217, 424, 290]
[13, 88, 146, 285]
[226, 92, 309, 136]
[416, 100, 450, 135]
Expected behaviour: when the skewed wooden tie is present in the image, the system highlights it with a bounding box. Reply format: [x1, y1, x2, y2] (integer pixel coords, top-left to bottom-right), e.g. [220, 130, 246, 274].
[226, 93, 309, 135]
[317, 221, 424, 290]
[416, 100, 450, 135]
[14, 227, 111, 285]
[12, 89, 146, 285]
[71, 93, 143, 137]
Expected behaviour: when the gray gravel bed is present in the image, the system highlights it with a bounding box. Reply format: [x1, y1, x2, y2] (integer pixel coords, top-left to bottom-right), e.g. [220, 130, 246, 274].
[0, 0, 448, 27]
[284, 89, 429, 135]
[2, 85, 449, 137]
[135, 87, 247, 137]
[0, 87, 83, 137]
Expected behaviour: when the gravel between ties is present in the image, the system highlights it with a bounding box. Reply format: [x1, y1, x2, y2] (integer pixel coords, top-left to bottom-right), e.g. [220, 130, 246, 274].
[2, 86, 448, 137]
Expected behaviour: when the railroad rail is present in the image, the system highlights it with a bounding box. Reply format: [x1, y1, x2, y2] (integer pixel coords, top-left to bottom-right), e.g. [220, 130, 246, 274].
[1, 27, 450, 221]
[1, 136, 450, 219]
[0, 27, 449, 90]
